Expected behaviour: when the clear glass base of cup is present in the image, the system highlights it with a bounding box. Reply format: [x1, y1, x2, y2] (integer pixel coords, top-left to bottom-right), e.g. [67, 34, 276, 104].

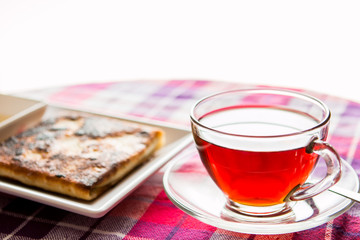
[221, 199, 296, 222]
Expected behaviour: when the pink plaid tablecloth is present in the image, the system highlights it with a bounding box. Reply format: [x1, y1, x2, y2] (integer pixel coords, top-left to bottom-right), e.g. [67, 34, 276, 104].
[1, 80, 360, 239]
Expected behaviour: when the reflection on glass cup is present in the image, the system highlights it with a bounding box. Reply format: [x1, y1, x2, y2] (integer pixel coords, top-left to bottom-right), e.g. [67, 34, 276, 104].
[190, 89, 342, 217]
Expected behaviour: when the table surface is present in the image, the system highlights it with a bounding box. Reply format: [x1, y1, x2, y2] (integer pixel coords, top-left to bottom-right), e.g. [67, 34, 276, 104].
[1, 80, 360, 239]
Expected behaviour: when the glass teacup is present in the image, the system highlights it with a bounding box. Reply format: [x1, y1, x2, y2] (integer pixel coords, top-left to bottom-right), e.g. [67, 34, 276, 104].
[190, 89, 342, 217]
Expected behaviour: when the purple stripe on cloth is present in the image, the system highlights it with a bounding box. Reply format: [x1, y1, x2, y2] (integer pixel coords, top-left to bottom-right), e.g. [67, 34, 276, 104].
[331, 213, 360, 239]
[352, 145, 360, 174]
[343, 102, 360, 117]
[169, 228, 214, 240]
[125, 221, 176, 239]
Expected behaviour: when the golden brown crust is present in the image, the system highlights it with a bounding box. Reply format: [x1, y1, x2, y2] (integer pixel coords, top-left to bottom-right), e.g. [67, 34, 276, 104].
[0, 114, 164, 200]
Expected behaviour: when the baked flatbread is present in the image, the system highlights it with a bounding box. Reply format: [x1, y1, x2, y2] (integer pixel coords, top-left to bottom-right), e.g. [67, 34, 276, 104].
[0, 113, 164, 200]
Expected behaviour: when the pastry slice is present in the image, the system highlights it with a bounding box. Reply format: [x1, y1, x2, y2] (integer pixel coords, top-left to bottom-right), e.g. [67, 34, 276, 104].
[0, 114, 164, 200]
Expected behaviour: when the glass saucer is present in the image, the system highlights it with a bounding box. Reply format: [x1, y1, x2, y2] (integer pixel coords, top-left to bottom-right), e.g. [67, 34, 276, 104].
[163, 150, 359, 234]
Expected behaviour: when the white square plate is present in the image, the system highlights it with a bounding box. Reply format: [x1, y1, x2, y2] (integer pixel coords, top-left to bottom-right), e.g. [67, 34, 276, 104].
[0, 106, 192, 218]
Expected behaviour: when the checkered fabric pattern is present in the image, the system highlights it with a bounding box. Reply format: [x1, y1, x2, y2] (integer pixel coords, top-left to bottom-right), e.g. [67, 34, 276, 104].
[2, 80, 360, 239]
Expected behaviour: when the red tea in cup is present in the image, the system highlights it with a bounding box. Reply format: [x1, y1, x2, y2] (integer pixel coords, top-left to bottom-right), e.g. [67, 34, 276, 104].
[194, 106, 320, 206]
[191, 90, 341, 216]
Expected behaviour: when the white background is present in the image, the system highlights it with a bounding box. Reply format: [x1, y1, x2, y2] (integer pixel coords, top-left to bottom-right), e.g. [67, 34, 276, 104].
[0, 1, 359, 101]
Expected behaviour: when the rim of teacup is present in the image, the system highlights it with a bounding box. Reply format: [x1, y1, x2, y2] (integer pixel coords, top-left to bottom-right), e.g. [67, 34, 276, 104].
[190, 88, 331, 139]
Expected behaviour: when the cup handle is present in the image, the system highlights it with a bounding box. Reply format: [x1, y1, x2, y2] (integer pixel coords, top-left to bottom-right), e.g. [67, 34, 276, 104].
[289, 138, 342, 201]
